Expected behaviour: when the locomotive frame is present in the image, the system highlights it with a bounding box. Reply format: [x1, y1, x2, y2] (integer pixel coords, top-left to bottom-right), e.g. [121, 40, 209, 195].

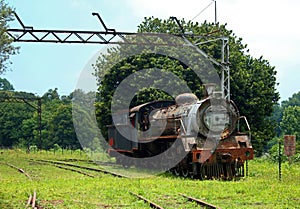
[108, 90, 254, 179]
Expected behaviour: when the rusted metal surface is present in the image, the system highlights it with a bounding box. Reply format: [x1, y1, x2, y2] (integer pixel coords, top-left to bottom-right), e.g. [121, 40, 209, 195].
[180, 193, 221, 209]
[26, 194, 32, 208]
[108, 85, 253, 178]
[32, 190, 37, 208]
[26, 191, 37, 209]
[284, 135, 296, 156]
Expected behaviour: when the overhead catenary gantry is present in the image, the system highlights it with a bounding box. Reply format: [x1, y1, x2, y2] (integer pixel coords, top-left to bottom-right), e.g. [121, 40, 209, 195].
[6, 12, 230, 100]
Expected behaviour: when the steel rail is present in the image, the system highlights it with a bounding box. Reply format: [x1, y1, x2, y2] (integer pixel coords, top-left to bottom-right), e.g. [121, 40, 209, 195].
[35, 159, 128, 178]
[130, 192, 165, 209]
[1, 162, 38, 208]
[47, 162, 95, 178]
[4, 162, 32, 180]
[180, 193, 221, 209]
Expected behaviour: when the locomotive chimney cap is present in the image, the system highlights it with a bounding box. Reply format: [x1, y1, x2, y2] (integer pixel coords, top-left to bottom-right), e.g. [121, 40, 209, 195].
[203, 83, 217, 97]
[175, 93, 198, 105]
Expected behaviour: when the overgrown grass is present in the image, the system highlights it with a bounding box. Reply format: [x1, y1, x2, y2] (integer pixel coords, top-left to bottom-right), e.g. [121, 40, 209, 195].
[0, 149, 300, 208]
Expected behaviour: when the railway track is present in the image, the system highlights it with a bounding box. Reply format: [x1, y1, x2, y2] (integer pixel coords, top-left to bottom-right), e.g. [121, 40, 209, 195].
[60, 158, 117, 167]
[5, 162, 32, 180]
[32, 160, 95, 178]
[26, 190, 37, 209]
[130, 192, 164, 209]
[33, 159, 128, 178]
[3, 162, 38, 208]
[130, 192, 221, 209]
[180, 193, 221, 209]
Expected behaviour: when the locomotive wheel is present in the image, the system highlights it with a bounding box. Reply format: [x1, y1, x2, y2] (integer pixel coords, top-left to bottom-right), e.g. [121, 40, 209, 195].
[167, 168, 173, 175]
[181, 168, 189, 178]
[173, 166, 180, 176]
[199, 164, 207, 180]
[190, 163, 199, 179]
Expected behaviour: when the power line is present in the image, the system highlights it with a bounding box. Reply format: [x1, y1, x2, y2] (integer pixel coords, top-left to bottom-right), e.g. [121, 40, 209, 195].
[191, 0, 216, 22]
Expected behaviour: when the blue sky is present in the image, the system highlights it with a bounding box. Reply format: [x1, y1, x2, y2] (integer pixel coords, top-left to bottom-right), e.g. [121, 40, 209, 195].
[3, 0, 300, 102]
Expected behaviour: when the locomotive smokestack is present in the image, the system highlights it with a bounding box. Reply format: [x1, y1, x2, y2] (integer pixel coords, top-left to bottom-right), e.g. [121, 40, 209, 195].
[203, 83, 216, 97]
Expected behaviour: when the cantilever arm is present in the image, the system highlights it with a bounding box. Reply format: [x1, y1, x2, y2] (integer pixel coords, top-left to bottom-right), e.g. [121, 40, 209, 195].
[92, 12, 116, 33]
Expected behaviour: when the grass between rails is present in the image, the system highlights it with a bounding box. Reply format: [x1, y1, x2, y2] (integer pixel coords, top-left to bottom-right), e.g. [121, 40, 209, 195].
[0, 149, 300, 208]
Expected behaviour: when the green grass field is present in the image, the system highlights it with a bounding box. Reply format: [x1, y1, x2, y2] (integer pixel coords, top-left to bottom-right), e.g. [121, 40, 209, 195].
[0, 149, 300, 208]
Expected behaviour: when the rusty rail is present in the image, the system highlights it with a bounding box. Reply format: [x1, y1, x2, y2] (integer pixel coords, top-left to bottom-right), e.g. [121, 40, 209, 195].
[31, 159, 95, 178]
[5, 163, 32, 180]
[180, 193, 221, 209]
[34, 159, 128, 178]
[2, 163, 38, 208]
[26, 190, 37, 209]
[130, 192, 165, 209]
[53, 164, 95, 178]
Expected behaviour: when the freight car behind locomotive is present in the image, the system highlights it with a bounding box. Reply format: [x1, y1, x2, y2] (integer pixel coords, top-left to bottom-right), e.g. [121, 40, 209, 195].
[108, 86, 254, 179]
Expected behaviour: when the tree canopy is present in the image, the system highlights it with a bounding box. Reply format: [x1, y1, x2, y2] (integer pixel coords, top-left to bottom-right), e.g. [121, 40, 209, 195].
[94, 17, 279, 155]
[0, 87, 95, 150]
[272, 91, 300, 139]
[0, 77, 14, 90]
[0, 0, 19, 74]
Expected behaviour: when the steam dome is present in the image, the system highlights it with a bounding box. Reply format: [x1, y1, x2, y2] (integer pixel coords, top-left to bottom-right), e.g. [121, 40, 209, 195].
[175, 93, 198, 105]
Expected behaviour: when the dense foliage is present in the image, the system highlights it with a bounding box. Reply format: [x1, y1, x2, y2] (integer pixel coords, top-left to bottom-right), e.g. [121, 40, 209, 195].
[0, 0, 19, 74]
[272, 92, 300, 138]
[0, 77, 14, 90]
[94, 17, 279, 155]
[0, 90, 35, 147]
[0, 85, 94, 150]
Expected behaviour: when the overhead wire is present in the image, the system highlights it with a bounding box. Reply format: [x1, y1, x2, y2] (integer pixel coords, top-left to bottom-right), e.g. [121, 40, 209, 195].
[191, 0, 215, 21]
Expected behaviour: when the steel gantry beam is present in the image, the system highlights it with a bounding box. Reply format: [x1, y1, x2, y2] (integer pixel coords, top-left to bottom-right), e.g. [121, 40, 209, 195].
[7, 12, 183, 46]
[6, 12, 230, 100]
[7, 12, 135, 44]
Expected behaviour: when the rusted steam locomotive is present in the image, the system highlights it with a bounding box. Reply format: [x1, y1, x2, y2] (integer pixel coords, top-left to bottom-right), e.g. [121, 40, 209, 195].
[108, 84, 254, 179]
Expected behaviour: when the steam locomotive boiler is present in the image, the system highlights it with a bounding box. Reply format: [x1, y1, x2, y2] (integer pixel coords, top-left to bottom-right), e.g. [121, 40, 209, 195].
[108, 85, 254, 179]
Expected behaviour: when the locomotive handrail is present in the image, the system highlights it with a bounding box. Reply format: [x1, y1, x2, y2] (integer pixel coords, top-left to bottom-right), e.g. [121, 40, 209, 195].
[176, 118, 187, 134]
[238, 116, 251, 141]
[238, 116, 251, 131]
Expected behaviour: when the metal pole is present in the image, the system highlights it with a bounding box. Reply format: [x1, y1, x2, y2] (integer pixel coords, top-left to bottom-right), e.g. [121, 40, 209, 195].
[246, 160, 248, 177]
[214, 0, 217, 24]
[278, 141, 282, 181]
[38, 98, 42, 150]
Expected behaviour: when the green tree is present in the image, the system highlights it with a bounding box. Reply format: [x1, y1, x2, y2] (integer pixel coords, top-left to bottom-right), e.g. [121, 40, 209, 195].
[280, 106, 300, 139]
[0, 91, 36, 147]
[42, 88, 60, 103]
[18, 89, 82, 150]
[0, 77, 14, 90]
[94, 17, 279, 155]
[0, 0, 19, 74]
[282, 92, 300, 108]
[48, 104, 80, 149]
[270, 91, 300, 138]
[269, 103, 282, 137]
